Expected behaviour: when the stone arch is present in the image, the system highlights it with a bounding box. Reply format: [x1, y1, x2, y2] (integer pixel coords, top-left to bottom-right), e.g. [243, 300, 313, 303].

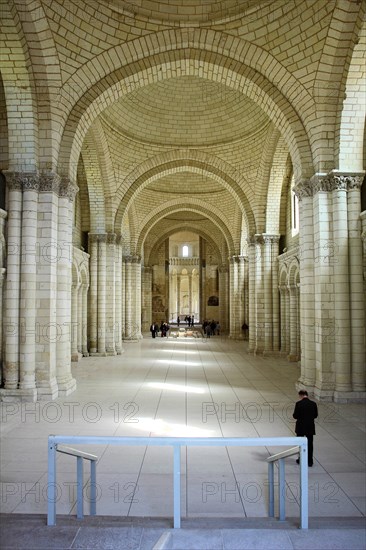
[80, 131, 107, 233]
[147, 225, 224, 267]
[114, 151, 255, 233]
[56, 44, 314, 182]
[135, 202, 235, 258]
[266, 136, 292, 234]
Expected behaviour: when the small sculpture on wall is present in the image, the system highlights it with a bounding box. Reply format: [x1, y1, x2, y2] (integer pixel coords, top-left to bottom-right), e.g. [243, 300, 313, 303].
[208, 295, 219, 306]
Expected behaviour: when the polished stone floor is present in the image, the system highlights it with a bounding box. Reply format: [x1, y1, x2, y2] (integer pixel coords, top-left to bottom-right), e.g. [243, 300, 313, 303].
[1, 331, 365, 548]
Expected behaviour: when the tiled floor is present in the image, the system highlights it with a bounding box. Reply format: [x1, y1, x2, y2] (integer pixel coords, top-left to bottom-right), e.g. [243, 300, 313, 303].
[1, 332, 365, 548]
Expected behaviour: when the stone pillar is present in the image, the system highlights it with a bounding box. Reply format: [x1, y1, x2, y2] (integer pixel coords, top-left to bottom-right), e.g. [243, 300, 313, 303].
[88, 234, 98, 353]
[263, 236, 273, 352]
[229, 256, 238, 338]
[285, 287, 290, 355]
[19, 176, 39, 393]
[271, 237, 280, 352]
[244, 258, 249, 327]
[0, 267, 6, 386]
[254, 235, 265, 353]
[279, 286, 287, 354]
[115, 235, 123, 353]
[132, 255, 142, 339]
[238, 257, 245, 339]
[288, 285, 298, 361]
[3, 175, 22, 391]
[82, 284, 89, 356]
[347, 176, 365, 392]
[332, 179, 351, 392]
[218, 265, 228, 333]
[142, 266, 152, 332]
[177, 274, 181, 317]
[97, 235, 107, 353]
[71, 283, 79, 361]
[124, 257, 132, 340]
[188, 272, 192, 316]
[247, 237, 256, 352]
[77, 286, 83, 354]
[56, 178, 77, 395]
[106, 233, 116, 355]
[122, 259, 126, 339]
[294, 181, 316, 388]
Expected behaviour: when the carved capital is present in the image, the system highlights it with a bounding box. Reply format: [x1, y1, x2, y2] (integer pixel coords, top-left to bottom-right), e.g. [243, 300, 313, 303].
[39, 173, 61, 193]
[262, 234, 280, 245]
[4, 171, 39, 191]
[59, 178, 78, 201]
[293, 179, 313, 199]
[107, 232, 116, 245]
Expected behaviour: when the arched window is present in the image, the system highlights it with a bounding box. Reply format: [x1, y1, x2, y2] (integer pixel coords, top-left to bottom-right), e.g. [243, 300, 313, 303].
[182, 245, 189, 257]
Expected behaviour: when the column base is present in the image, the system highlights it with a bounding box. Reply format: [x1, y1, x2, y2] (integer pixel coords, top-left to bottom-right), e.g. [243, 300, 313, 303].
[36, 379, 59, 401]
[0, 388, 37, 402]
[82, 351, 89, 357]
[105, 349, 117, 356]
[287, 354, 299, 362]
[297, 382, 366, 403]
[71, 352, 83, 362]
[89, 352, 108, 356]
[57, 377, 77, 397]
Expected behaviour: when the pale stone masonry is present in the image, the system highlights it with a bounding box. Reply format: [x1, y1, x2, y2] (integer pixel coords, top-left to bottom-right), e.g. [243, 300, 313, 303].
[0, 0, 365, 402]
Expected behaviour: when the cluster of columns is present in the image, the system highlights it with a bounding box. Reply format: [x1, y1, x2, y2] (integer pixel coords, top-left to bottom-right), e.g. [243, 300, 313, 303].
[294, 172, 365, 401]
[247, 234, 280, 354]
[0, 171, 77, 402]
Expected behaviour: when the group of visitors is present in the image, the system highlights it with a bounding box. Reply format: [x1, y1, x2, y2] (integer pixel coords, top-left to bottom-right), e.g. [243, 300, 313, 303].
[202, 319, 220, 337]
[150, 321, 170, 338]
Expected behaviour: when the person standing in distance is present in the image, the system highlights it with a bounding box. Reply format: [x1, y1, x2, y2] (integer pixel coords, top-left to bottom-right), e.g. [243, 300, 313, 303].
[293, 390, 318, 467]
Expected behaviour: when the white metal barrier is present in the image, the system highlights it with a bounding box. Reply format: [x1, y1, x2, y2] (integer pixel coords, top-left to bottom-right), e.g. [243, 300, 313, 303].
[47, 435, 308, 528]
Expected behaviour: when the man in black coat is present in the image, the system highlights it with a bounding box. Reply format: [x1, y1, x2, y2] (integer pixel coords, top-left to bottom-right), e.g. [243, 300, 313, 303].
[293, 390, 318, 467]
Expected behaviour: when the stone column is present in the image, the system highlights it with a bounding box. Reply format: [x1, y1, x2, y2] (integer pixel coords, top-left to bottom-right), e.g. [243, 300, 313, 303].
[82, 284, 89, 356]
[279, 286, 287, 354]
[77, 285, 83, 354]
[97, 234, 107, 353]
[288, 285, 298, 361]
[254, 235, 265, 353]
[346, 175, 365, 392]
[331, 178, 351, 392]
[124, 257, 132, 340]
[229, 256, 238, 338]
[0, 267, 6, 386]
[132, 255, 142, 339]
[115, 235, 123, 353]
[106, 233, 116, 354]
[285, 287, 290, 355]
[188, 272, 192, 316]
[19, 175, 38, 393]
[263, 236, 273, 352]
[271, 237, 280, 352]
[218, 265, 228, 333]
[88, 234, 98, 353]
[142, 266, 152, 332]
[177, 274, 181, 317]
[238, 256, 245, 339]
[71, 283, 79, 362]
[122, 259, 126, 339]
[294, 181, 316, 388]
[247, 237, 256, 352]
[3, 174, 22, 391]
[56, 178, 77, 395]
